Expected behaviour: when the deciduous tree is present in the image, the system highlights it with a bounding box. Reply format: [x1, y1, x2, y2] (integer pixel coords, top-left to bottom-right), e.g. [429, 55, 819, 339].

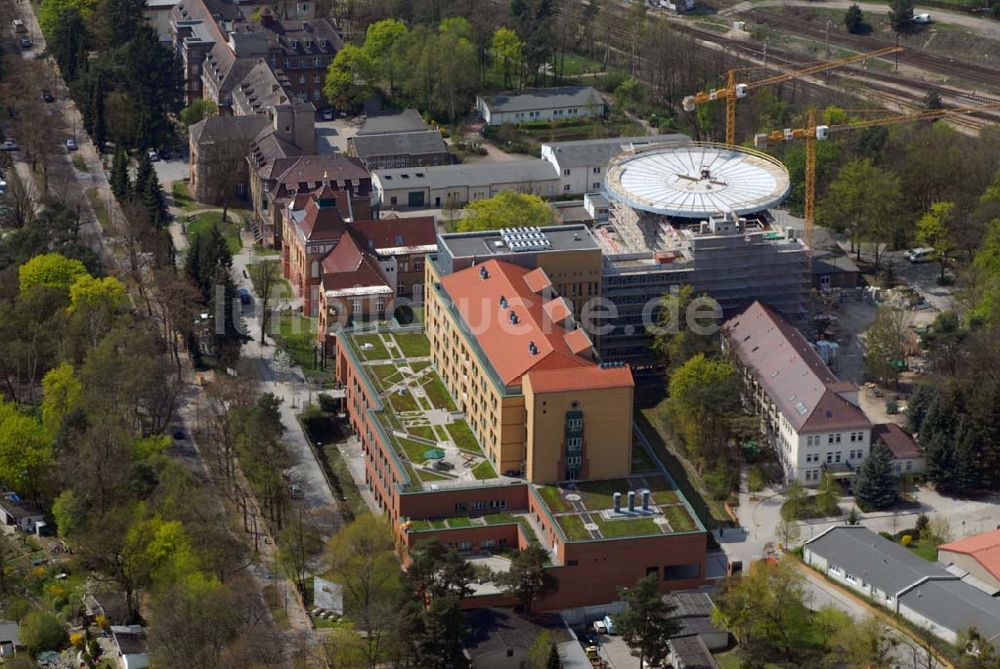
[496, 543, 556, 614]
[458, 192, 553, 231]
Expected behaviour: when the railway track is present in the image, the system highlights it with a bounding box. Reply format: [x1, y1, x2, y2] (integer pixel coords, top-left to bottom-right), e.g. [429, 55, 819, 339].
[740, 10, 1000, 88]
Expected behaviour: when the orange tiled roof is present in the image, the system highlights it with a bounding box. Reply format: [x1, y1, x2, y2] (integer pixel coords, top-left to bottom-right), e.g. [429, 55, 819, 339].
[440, 260, 598, 386]
[564, 328, 594, 355]
[939, 530, 1000, 582]
[526, 365, 633, 393]
[542, 297, 573, 327]
[523, 267, 552, 295]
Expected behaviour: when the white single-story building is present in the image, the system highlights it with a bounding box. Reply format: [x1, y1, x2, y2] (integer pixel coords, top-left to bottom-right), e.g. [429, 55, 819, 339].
[476, 86, 606, 126]
[372, 160, 560, 210]
[804, 525, 1000, 645]
[111, 625, 150, 669]
[0, 621, 21, 657]
[540, 134, 688, 196]
[0, 496, 46, 534]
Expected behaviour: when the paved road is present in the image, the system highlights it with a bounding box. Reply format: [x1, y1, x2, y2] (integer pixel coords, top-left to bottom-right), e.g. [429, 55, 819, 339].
[723, 0, 1000, 39]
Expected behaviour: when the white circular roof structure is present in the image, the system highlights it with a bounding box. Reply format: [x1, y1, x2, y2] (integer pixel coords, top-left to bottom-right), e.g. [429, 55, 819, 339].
[604, 142, 791, 218]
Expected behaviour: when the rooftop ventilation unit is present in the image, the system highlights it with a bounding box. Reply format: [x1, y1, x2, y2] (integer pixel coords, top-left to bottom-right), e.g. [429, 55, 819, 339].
[509, 310, 518, 325]
[499, 296, 508, 309]
[500, 226, 552, 252]
[479, 266, 489, 280]
[528, 341, 538, 355]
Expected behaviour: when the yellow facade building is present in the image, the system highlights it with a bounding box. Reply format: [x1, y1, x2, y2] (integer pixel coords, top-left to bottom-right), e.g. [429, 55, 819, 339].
[425, 256, 633, 483]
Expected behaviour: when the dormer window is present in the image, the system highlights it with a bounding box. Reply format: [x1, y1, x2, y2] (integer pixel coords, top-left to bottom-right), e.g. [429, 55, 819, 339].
[291, 40, 299, 49]
[305, 40, 313, 49]
[320, 39, 328, 49]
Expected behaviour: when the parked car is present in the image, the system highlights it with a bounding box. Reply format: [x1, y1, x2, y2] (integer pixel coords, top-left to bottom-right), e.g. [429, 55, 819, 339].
[592, 619, 607, 635]
[321, 108, 334, 121]
[578, 631, 599, 647]
[288, 484, 303, 499]
[19, 37, 32, 49]
[602, 615, 617, 635]
[41, 90, 53, 102]
[172, 429, 185, 440]
[906, 247, 934, 263]
[65, 138, 77, 151]
[912, 12, 932, 23]
[238, 287, 252, 305]
[0, 140, 17, 151]
[0, 177, 6, 194]
[147, 149, 160, 162]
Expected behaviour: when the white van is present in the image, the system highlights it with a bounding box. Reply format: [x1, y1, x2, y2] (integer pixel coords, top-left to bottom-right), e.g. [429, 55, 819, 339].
[906, 248, 934, 263]
[912, 13, 932, 23]
[11, 19, 26, 33]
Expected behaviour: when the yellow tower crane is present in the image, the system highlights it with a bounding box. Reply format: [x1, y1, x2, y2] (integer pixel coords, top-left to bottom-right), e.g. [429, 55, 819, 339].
[754, 103, 1000, 249]
[683, 46, 903, 148]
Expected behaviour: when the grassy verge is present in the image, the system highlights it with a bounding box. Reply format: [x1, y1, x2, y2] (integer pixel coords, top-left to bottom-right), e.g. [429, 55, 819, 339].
[637, 409, 728, 529]
[171, 180, 200, 213]
[253, 244, 280, 256]
[316, 442, 368, 522]
[85, 188, 111, 231]
[247, 261, 294, 300]
[275, 313, 333, 386]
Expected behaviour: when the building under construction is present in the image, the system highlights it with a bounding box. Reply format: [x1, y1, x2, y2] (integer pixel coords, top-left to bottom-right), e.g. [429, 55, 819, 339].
[598, 142, 809, 370]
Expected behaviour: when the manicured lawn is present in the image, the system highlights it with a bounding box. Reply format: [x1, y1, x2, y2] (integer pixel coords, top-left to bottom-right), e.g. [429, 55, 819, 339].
[447, 420, 482, 454]
[416, 469, 451, 482]
[394, 332, 431, 357]
[187, 212, 242, 254]
[448, 517, 473, 528]
[575, 479, 630, 511]
[423, 376, 457, 411]
[472, 460, 497, 480]
[595, 516, 663, 538]
[408, 424, 438, 442]
[397, 437, 431, 463]
[558, 514, 592, 541]
[388, 388, 419, 413]
[646, 476, 680, 505]
[536, 485, 573, 513]
[906, 539, 938, 562]
[631, 444, 659, 472]
[663, 505, 697, 532]
[353, 334, 390, 361]
[370, 363, 400, 390]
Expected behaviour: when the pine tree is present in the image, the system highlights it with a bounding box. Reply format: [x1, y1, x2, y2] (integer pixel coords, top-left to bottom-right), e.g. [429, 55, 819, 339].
[853, 442, 898, 510]
[134, 151, 153, 199]
[142, 173, 166, 229]
[110, 150, 131, 202]
[91, 77, 107, 151]
[948, 416, 981, 494]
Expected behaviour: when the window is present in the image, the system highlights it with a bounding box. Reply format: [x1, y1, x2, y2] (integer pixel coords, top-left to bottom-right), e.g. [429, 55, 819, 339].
[593, 166, 601, 174]
[567, 437, 582, 451]
[352, 299, 361, 313]
[835, 452, 841, 463]
[567, 417, 582, 429]
[314, 57, 321, 67]
[397, 284, 407, 296]
[567, 456, 581, 466]
[563, 184, 571, 192]
[376, 297, 384, 311]
[310, 260, 320, 278]
[836, 433, 842, 443]
[828, 435, 834, 445]
[592, 182, 601, 190]
[563, 168, 571, 176]
[826, 452, 833, 464]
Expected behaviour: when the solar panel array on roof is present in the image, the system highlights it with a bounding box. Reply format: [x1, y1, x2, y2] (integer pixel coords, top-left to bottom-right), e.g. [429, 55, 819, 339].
[500, 227, 552, 252]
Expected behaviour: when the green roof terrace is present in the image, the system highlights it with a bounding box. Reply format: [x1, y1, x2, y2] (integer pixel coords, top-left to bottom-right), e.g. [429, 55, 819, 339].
[342, 328, 513, 493]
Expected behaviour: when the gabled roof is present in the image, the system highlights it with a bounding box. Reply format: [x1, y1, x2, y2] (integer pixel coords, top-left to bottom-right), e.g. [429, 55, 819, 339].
[350, 130, 448, 160]
[481, 86, 604, 114]
[273, 154, 370, 186]
[321, 232, 391, 297]
[357, 109, 428, 136]
[525, 364, 631, 394]
[940, 530, 1000, 582]
[191, 115, 269, 145]
[723, 301, 871, 433]
[350, 217, 436, 255]
[805, 526, 952, 596]
[898, 579, 1000, 642]
[439, 259, 619, 387]
[872, 423, 923, 460]
[296, 189, 348, 242]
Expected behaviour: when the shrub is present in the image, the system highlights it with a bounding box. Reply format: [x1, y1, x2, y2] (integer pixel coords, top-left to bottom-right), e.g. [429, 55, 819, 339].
[300, 404, 333, 442]
[747, 466, 766, 493]
[901, 534, 913, 546]
[704, 466, 733, 500]
[5, 598, 30, 621]
[20, 611, 68, 655]
[317, 393, 338, 413]
[70, 632, 86, 648]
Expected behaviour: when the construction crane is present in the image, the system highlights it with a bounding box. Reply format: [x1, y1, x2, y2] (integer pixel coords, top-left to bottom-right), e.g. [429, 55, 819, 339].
[754, 103, 1000, 248]
[682, 46, 904, 147]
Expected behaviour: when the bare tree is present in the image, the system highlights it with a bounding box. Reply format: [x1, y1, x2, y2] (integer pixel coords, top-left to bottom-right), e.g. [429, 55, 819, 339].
[247, 259, 281, 345]
[2, 168, 38, 228]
